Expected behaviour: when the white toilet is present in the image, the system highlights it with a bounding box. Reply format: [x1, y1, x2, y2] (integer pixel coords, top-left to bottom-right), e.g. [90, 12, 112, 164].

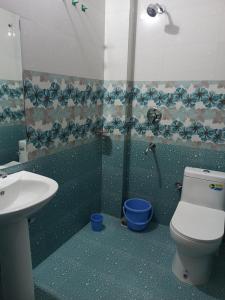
[170, 167, 225, 285]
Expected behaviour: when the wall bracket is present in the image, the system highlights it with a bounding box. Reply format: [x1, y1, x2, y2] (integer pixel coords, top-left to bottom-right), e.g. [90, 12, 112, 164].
[81, 4, 88, 12]
[72, 0, 79, 7]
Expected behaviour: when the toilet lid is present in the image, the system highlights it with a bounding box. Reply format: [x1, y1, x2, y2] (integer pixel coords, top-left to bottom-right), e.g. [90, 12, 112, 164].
[171, 202, 225, 242]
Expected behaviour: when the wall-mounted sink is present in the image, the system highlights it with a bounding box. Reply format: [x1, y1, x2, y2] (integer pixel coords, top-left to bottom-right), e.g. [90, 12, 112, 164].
[0, 171, 58, 300]
[0, 171, 58, 224]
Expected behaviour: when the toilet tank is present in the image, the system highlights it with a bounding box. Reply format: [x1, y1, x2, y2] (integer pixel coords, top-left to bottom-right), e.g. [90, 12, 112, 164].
[181, 167, 225, 211]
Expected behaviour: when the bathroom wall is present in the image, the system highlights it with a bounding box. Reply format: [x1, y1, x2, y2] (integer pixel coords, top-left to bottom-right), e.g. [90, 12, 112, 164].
[1, 0, 106, 158]
[104, 0, 225, 82]
[135, 0, 225, 81]
[0, 0, 105, 79]
[0, 8, 22, 81]
[23, 70, 104, 160]
[104, 0, 130, 81]
[6, 139, 102, 267]
[0, 8, 25, 165]
[102, 0, 225, 223]
[0, 80, 25, 165]
[0, 0, 105, 265]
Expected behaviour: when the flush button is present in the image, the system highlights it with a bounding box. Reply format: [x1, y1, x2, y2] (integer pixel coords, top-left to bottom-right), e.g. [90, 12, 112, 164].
[203, 169, 210, 173]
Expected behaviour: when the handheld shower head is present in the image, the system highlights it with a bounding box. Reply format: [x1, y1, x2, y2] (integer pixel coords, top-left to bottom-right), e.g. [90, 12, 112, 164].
[147, 3, 165, 17]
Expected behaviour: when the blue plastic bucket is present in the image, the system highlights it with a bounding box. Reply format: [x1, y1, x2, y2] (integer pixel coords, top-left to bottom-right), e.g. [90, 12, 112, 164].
[123, 198, 153, 232]
[91, 213, 103, 232]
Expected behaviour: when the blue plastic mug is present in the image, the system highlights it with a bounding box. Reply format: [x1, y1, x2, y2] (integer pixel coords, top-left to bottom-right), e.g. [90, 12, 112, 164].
[91, 213, 103, 232]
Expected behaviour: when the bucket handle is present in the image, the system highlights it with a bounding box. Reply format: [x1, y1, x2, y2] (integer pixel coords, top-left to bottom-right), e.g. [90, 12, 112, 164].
[123, 206, 153, 225]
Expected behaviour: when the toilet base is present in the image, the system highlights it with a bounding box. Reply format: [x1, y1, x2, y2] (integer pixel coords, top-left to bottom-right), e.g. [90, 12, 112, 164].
[172, 250, 213, 285]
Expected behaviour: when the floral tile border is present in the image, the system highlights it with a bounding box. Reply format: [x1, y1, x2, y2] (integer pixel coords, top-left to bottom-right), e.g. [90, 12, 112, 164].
[0, 80, 25, 125]
[23, 71, 104, 159]
[26, 119, 103, 155]
[103, 81, 225, 109]
[22, 72, 225, 158]
[102, 80, 225, 151]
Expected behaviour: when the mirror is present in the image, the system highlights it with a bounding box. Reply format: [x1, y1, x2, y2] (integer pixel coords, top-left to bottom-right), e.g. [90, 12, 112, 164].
[0, 7, 27, 170]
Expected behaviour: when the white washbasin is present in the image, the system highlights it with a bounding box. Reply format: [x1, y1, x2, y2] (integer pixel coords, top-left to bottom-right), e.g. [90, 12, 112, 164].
[0, 171, 58, 300]
[0, 171, 58, 224]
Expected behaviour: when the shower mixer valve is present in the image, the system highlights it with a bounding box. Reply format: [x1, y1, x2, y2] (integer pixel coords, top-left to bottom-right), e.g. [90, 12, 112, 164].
[147, 108, 162, 125]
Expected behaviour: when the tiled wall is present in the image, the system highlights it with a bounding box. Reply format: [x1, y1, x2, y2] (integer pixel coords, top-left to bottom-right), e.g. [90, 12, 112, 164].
[0, 80, 26, 165]
[17, 74, 225, 261]
[2, 71, 104, 267]
[127, 138, 225, 225]
[101, 80, 225, 222]
[103, 81, 225, 151]
[101, 136, 225, 225]
[1, 76, 223, 265]
[22, 73, 225, 225]
[101, 136, 125, 217]
[0, 2, 106, 287]
[23, 71, 104, 160]
[6, 138, 102, 267]
[20, 71, 104, 265]
[102, 0, 225, 223]
[0, 80, 24, 124]
[0, 74, 102, 300]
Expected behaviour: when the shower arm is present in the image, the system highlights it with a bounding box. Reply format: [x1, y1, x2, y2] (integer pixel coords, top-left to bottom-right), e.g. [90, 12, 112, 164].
[156, 3, 165, 14]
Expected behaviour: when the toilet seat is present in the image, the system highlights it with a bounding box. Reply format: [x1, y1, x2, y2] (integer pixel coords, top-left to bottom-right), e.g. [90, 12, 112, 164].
[171, 201, 225, 242]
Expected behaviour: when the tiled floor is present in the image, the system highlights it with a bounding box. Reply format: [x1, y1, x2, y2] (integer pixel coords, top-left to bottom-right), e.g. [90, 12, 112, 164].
[34, 214, 225, 300]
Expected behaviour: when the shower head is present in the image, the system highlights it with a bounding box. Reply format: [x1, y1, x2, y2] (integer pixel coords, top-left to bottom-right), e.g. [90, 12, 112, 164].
[147, 3, 165, 17]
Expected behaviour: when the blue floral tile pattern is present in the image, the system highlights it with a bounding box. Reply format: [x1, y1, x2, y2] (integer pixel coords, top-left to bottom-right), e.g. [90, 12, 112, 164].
[27, 119, 102, 148]
[102, 82, 225, 109]
[23, 71, 103, 159]
[23, 73, 225, 155]
[102, 81, 225, 151]
[0, 80, 25, 124]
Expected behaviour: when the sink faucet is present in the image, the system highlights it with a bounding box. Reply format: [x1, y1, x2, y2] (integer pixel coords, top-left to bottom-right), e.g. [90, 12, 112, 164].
[145, 143, 156, 155]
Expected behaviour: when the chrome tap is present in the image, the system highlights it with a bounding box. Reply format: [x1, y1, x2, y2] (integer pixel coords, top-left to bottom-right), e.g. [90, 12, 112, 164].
[145, 143, 156, 155]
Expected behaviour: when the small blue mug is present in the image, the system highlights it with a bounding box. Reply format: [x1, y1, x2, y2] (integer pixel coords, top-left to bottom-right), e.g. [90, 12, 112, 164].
[90, 213, 103, 232]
